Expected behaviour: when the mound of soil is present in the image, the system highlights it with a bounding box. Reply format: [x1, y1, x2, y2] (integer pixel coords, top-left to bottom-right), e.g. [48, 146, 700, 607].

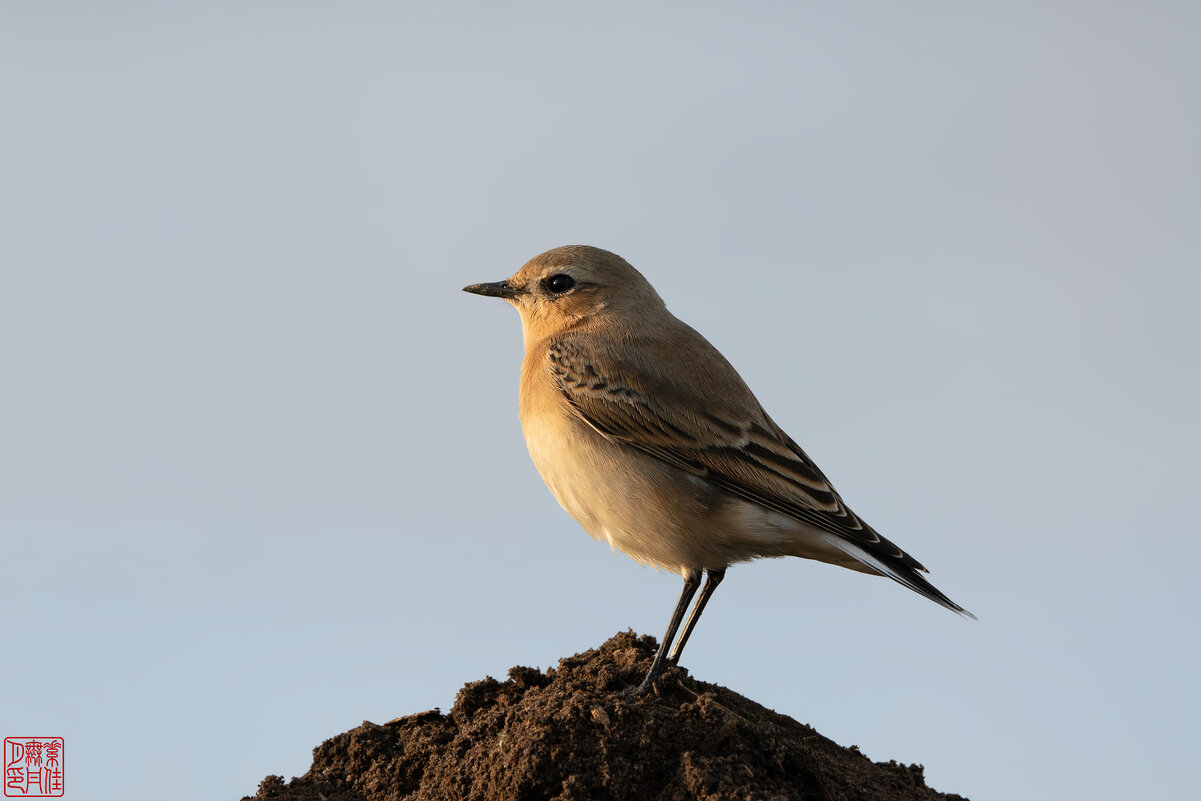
[244, 631, 967, 801]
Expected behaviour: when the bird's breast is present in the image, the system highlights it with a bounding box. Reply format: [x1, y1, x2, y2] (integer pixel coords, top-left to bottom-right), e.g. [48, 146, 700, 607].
[518, 358, 706, 570]
[516, 344, 817, 573]
[529, 428, 690, 569]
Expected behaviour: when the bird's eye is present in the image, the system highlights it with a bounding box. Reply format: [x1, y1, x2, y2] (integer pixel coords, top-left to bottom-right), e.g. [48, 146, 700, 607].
[545, 274, 575, 294]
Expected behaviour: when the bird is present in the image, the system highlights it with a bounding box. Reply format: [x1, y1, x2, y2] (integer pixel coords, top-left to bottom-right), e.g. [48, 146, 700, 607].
[463, 245, 972, 695]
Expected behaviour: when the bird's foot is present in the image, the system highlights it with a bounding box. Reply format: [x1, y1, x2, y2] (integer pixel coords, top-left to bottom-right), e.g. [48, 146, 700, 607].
[618, 678, 656, 698]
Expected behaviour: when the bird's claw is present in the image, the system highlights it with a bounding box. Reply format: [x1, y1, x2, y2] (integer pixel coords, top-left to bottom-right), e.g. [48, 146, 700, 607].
[619, 678, 657, 697]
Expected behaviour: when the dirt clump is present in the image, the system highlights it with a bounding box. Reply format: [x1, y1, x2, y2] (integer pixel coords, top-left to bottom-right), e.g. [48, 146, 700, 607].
[243, 631, 967, 801]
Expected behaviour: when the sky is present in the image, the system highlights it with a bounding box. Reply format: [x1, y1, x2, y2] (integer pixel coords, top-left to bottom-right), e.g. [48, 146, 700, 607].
[2, 2, 1198, 799]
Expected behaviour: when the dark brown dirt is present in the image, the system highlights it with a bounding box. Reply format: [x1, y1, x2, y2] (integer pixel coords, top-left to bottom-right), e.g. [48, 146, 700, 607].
[243, 631, 968, 801]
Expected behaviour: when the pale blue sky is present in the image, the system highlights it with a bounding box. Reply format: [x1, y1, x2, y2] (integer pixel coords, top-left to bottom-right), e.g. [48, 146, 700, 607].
[2, 3, 1198, 799]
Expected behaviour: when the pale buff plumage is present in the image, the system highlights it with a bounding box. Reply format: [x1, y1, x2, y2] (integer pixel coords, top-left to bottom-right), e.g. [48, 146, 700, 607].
[465, 245, 971, 692]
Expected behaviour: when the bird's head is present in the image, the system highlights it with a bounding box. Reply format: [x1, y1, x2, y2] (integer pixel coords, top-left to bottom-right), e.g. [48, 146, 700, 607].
[463, 245, 665, 345]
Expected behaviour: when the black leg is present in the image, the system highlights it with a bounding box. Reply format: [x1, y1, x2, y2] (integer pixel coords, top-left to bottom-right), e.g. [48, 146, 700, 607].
[629, 569, 701, 695]
[667, 568, 725, 665]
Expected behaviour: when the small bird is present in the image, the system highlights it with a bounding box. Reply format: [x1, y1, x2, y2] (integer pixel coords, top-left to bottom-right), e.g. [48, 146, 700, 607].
[464, 246, 972, 694]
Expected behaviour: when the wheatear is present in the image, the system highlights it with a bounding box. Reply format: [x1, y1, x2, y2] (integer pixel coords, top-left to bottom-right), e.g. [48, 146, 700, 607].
[465, 246, 972, 694]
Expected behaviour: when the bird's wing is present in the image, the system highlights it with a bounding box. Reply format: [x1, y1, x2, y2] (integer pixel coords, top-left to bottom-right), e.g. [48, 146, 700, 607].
[547, 334, 972, 616]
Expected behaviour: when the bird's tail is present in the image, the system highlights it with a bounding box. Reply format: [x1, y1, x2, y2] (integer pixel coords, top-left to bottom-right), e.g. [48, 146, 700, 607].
[819, 534, 976, 619]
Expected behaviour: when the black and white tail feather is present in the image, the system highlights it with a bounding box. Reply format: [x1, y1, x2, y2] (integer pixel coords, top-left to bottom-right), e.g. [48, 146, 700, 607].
[818, 534, 976, 618]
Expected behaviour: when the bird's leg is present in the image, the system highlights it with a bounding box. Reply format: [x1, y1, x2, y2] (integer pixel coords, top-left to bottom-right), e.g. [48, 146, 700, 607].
[628, 568, 701, 695]
[667, 567, 725, 665]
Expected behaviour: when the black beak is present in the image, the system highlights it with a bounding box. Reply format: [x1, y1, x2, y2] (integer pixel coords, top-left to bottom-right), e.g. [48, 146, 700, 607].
[462, 280, 520, 299]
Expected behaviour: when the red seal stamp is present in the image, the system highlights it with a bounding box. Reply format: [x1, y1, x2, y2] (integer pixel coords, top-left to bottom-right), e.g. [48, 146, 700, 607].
[3, 739, 63, 798]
